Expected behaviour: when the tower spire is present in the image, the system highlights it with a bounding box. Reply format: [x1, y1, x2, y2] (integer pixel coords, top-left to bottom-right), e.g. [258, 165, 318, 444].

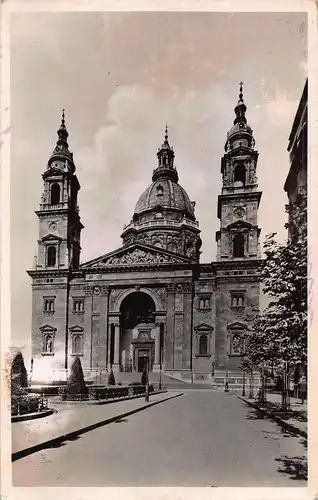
[47, 109, 74, 169]
[57, 108, 69, 146]
[164, 124, 169, 144]
[234, 81, 247, 125]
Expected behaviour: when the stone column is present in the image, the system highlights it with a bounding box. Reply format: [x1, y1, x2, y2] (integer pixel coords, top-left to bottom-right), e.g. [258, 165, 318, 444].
[153, 323, 161, 372]
[107, 319, 112, 371]
[113, 323, 120, 372]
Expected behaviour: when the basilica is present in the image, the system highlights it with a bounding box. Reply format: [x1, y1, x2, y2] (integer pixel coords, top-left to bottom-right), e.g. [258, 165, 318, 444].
[28, 85, 262, 387]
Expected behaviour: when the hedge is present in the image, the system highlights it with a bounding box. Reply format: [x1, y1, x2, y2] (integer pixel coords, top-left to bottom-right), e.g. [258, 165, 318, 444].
[11, 393, 46, 416]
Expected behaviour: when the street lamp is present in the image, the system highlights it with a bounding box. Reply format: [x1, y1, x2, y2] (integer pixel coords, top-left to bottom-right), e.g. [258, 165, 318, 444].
[224, 336, 229, 393]
[144, 355, 149, 402]
[159, 331, 162, 390]
[248, 369, 254, 399]
[242, 367, 246, 396]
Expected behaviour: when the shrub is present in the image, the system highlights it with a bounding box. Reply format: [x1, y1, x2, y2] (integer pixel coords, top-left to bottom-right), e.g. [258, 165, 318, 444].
[67, 356, 88, 398]
[11, 393, 42, 416]
[11, 351, 28, 395]
[108, 369, 116, 386]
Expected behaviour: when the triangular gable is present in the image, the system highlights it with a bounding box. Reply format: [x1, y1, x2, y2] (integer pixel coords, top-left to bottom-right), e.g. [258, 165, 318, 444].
[43, 167, 64, 178]
[194, 323, 214, 331]
[69, 325, 84, 332]
[226, 220, 253, 231]
[81, 243, 191, 268]
[227, 321, 248, 330]
[41, 233, 62, 242]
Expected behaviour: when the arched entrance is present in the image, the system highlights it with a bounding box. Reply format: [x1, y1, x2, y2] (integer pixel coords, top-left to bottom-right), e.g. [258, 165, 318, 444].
[119, 292, 156, 373]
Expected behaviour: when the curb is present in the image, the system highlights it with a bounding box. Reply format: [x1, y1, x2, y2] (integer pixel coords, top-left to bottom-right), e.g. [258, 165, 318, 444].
[11, 408, 55, 423]
[12, 392, 183, 462]
[238, 396, 307, 439]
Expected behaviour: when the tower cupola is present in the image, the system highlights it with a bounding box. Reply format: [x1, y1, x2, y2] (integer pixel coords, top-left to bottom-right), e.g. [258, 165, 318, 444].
[152, 126, 178, 183]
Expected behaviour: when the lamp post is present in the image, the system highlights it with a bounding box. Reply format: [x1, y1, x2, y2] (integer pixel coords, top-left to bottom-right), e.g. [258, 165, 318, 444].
[224, 337, 229, 393]
[145, 355, 149, 402]
[159, 333, 162, 390]
[249, 370, 254, 399]
[242, 367, 246, 396]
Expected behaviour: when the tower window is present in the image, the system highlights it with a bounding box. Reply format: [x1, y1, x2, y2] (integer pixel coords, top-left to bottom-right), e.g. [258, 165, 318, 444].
[47, 246, 57, 267]
[230, 291, 245, 308]
[233, 234, 245, 258]
[43, 297, 55, 313]
[198, 295, 211, 310]
[51, 183, 60, 205]
[234, 164, 246, 186]
[73, 299, 84, 313]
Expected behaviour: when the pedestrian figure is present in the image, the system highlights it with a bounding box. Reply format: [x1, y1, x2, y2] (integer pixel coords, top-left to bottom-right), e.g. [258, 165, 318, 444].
[298, 375, 306, 404]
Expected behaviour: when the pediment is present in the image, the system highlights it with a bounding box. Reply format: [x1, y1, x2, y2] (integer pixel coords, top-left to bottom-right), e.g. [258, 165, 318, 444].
[39, 324, 57, 332]
[41, 233, 62, 242]
[227, 220, 253, 231]
[227, 321, 248, 330]
[43, 167, 64, 179]
[194, 323, 214, 331]
[81, 243, 190, 268]
[69, 325, 84, 332]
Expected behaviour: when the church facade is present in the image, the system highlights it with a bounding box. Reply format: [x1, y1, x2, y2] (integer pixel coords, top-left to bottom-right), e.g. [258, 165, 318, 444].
[28, 85, 262, 387]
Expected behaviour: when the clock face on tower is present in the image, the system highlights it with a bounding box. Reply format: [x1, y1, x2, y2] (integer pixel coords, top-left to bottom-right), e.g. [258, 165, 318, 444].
[234, 206, 245, 218]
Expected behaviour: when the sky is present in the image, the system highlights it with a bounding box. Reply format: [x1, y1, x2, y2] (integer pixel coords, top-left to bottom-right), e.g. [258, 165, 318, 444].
[10, 11, 307, 359]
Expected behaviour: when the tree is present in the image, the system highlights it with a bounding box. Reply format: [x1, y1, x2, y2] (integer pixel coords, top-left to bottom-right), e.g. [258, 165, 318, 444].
[67, 356, 88, 396]
[108, 368, 116, 386]
[11, 351, 28, 394]
[245, 190, 307, 375]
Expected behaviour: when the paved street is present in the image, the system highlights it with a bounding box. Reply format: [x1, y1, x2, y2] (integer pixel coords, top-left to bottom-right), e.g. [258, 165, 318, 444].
[12, 391, 307, 487]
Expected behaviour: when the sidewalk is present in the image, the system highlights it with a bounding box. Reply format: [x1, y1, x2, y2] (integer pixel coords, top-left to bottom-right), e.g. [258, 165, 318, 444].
[238, 392, 307, 438]
[12, 391, 183, 460]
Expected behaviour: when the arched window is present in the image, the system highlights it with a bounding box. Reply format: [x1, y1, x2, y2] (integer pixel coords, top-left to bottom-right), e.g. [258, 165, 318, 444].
[73, 334, 83, 355]
[47, 246, 57, 266]
[199, 335, 208, 355]
[156, 185, 164, 196]
[153, 241, 162, 248]
[233, 234, 245, 258]
[50, 183, 60, 205]
[234, 164, 246, 186]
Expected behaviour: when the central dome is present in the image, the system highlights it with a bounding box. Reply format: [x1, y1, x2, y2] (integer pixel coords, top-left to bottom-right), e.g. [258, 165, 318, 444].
[134, 178, 195, 218]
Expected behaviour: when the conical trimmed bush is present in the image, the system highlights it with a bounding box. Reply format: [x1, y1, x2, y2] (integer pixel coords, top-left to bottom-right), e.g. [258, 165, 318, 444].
[67, 356, 88, 397]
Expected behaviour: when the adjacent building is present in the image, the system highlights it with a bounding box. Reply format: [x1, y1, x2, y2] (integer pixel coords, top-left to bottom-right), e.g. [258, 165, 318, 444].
[284, 79, 308, 240]
[28, 85, 262, 387]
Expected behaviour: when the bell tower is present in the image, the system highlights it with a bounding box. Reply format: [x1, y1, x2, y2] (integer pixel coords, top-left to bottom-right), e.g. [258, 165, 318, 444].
[35, 110, 83, 270]
[216, 83, 262, 261]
